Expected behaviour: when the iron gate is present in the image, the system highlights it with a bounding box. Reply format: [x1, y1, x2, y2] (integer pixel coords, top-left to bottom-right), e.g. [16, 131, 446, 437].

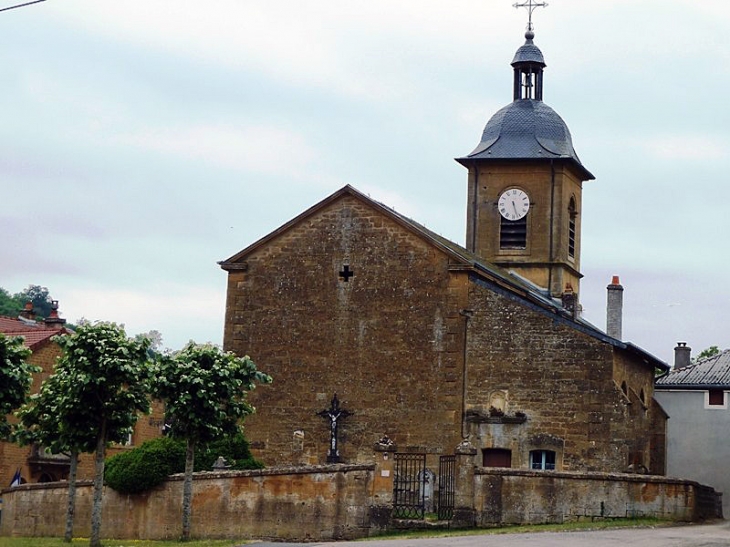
[393, 453, 426, 519]
[437, 454, 455, 520]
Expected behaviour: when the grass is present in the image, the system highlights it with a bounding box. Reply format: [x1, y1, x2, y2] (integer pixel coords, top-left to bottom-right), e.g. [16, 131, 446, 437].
[0, 519, 674, 546]
[0, 539, 249, 547]
[361, 517, 674, 540]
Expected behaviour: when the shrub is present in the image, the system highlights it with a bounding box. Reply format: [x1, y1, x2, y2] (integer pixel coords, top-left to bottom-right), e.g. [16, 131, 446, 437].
[105, 436, 186, 494]
[195, 431, 264, 471]
[105, 432, 264, 494]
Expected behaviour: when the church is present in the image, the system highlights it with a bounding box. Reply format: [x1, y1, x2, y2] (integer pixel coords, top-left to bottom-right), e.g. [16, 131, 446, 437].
[220, 20, 668, 476]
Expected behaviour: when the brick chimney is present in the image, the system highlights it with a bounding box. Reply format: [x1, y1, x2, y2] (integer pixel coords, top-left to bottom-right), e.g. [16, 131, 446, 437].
[674, 342, 691, 370]
[18, 301, 36, 321]
[44, 300, 67, 329]
[606, 275, 623, 340]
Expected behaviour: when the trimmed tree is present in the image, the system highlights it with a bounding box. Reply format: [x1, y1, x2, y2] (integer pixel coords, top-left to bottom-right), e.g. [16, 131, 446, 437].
[0, 333, 38, 439]
[152, 343, 271, 541]
[51, 322, 153, 547]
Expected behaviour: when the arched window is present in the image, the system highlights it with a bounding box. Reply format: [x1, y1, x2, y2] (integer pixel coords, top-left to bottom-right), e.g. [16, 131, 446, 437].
[568, 197, 577, 259]
[530, 450, 556, 470]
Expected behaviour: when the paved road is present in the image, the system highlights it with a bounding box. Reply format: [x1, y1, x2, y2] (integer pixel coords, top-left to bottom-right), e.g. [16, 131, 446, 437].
[247, 521, 730, 547]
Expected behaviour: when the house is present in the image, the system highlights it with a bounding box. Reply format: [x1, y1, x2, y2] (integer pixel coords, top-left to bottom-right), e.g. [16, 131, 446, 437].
[655, 344, 730, 515]
[0, 302, 164, 487]
[220, 27, 670, 475]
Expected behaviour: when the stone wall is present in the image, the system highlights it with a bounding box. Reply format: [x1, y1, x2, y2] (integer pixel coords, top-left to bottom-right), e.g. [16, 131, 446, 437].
[1, 461, 721, 541]
[474, 467, 722, 525]
[0, 464, 376, 542]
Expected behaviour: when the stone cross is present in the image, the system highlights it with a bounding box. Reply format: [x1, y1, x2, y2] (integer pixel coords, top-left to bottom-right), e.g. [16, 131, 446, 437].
[317, 393, 352, 463]
[513, 0, 548, 31]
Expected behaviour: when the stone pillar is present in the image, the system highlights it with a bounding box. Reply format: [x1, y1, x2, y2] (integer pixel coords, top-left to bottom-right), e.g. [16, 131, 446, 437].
[452, 438, 477, 528]
[606, 276, 623, 340]
[370, 436, 396, 531]
[674, 342, 691, 370]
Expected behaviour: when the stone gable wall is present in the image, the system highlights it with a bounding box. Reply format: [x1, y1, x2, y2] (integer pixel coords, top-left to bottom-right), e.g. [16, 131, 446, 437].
[224, 195, 468, 467]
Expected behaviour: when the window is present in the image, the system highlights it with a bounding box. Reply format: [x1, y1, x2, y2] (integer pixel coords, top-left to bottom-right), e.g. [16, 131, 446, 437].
[483, 448, 512, 468]
[568, 197, 577, 259]
[530, 450, 556, 470]
[500, 216, 527, 249]
[705, 389, 727, 410]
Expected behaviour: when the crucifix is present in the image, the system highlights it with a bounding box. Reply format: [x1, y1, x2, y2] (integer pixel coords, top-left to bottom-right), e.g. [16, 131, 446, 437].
[317, 393, 352, 463]
[513, 0, 548, 31]
[339, 264, 354, 282]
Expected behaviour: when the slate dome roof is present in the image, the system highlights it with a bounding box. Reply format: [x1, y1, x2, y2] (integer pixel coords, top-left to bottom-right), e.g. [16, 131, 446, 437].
[457, 32, 594, 181]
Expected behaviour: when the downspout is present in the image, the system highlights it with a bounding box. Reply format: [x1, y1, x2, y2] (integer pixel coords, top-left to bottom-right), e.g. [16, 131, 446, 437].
[548, 159, 556, 296]
[460, 308, 474, 438]
[470, 163, 479, 252]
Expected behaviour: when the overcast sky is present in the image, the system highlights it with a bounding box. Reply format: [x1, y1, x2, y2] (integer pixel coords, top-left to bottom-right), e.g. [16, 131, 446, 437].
[1, 1, 728, 364]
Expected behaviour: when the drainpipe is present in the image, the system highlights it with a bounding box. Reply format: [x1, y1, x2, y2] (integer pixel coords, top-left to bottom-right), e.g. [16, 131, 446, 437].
[459, 309, 474, 439]
[548, 159, 556, 296]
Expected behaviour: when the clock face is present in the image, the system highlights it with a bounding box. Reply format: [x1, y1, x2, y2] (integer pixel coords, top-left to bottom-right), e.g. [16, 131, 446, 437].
[498, 189, 530, 221]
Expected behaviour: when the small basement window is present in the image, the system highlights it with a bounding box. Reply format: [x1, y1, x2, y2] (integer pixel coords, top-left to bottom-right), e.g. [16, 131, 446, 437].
[530, 450, 556, 470]
[483, 448, 512, 468]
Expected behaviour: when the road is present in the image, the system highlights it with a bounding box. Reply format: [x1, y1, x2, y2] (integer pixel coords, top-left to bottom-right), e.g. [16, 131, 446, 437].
[248, 521, 730, 547]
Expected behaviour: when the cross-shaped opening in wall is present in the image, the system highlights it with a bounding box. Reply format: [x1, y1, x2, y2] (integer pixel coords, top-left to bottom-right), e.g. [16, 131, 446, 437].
[339, 265, 354, 282]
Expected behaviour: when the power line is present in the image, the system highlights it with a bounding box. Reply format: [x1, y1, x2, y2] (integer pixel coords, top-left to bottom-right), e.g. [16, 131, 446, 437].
[0, 0, 47, 13]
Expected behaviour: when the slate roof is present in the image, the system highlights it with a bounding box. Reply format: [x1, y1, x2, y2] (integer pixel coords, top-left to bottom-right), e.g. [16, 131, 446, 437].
[512, 32, 545, 65]
[0, 316, 68, 349]
[220, 184, 667, 372]
[656, 350, 730, 389]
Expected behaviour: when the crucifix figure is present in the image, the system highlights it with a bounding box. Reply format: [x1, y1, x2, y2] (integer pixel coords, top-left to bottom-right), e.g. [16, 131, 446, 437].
[513, 0, 548, 31]
[317, 393, 352, 463]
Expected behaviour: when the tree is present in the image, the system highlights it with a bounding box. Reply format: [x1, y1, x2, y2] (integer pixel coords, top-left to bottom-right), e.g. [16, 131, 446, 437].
[693, 345, 722, 363]
[52, 322, 153, 547]
[0, 333, 38, 439]
[152, 343, 271, 541]
[16, 364, 103, 542]
[0, 287, 23, 317]
[16, 284, 54, 318]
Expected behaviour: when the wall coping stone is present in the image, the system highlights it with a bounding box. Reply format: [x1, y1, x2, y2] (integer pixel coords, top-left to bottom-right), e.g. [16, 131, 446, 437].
[476, 467, 706, 487]
[1, 463, 376, 496]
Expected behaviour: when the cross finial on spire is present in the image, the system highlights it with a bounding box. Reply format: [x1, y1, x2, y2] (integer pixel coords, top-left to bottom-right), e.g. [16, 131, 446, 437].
[513, 0, 548, 32]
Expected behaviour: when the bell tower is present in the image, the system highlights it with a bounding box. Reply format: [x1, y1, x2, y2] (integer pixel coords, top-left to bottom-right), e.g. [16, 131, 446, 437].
[456, 11, 594, 300]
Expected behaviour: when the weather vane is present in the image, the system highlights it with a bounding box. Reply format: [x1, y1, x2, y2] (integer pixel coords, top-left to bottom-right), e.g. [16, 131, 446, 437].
[513, 0, 548, 32]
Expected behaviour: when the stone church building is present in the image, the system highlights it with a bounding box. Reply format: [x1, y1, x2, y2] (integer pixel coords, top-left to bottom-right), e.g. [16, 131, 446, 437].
[221, 28, 668, 476]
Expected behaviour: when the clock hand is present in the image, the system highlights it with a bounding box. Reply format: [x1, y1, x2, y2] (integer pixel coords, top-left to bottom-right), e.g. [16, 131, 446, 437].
[512, 201, 518, 217]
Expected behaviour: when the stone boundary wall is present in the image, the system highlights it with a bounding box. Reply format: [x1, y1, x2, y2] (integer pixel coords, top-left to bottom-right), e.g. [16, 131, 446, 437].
[0, 464, 376, 542]
[474, 468, 723, 525]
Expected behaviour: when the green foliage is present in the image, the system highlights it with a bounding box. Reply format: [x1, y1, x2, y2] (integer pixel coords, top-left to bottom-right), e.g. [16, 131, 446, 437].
[105, 436, 186, 494]
[0, 287, 23, 317]
[195, 432, 264, 472]
[0, 333, 39, 439]
[52, 321, 153, 445]
[105, 433, 264, 494]
[153, 343, 271, 444]
[17, 285, 54, 318]
[694, 345, 722, 363]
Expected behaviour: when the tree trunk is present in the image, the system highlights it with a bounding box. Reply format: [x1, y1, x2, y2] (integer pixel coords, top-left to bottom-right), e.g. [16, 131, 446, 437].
[181, 437, 196, 541]
[64, 448, 79, 543]
[90, 425, 107, 547]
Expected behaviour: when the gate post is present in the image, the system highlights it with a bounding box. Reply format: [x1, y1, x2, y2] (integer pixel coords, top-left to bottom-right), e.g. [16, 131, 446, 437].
[452, 438, 477, 528]
[370, 436, 397, 530]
